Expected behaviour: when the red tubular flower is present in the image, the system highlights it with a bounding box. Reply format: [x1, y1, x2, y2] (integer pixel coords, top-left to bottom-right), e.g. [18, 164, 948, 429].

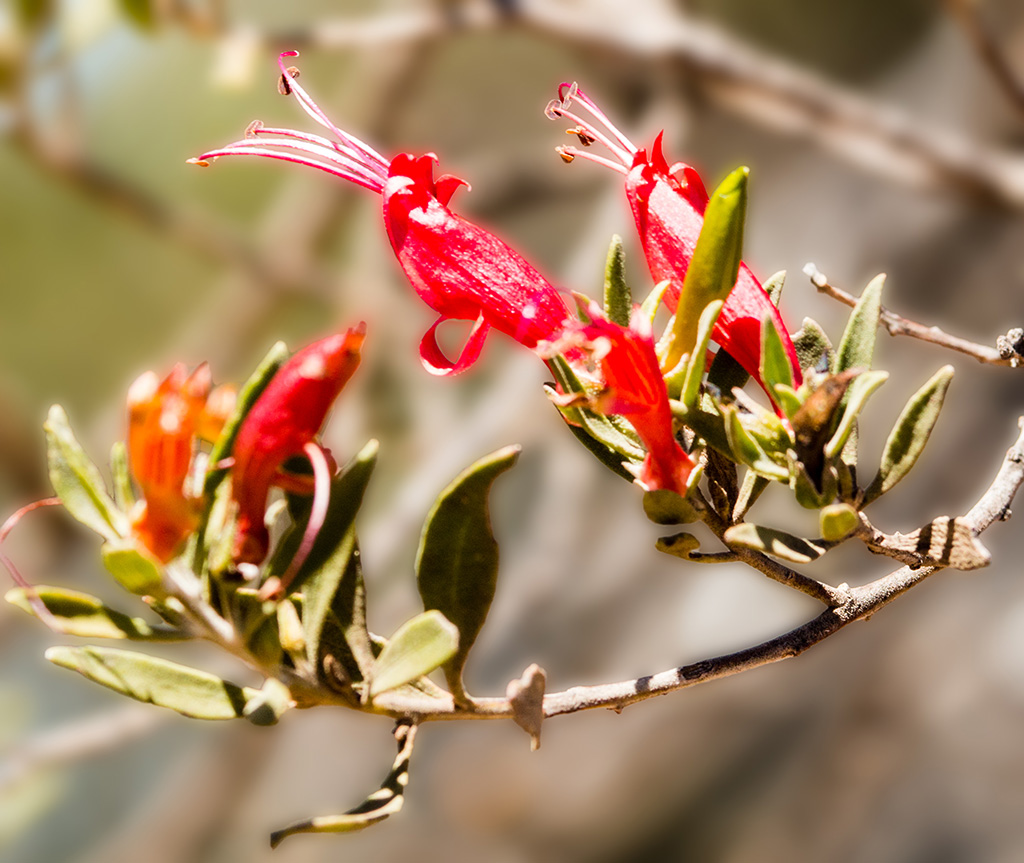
[547, 84, 803, 394]
[190, 52, 573, 376]
[230, 325, 365, 566]
[573, 308, 695, 495]
[127, 364, 233, 561]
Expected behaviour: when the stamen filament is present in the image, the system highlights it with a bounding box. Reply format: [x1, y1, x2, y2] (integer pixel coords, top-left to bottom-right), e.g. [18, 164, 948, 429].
[558, 83, 638, 157]
[276, 52, 389, 170]
[188, 146, 385, 194]
[254, 126, 389, 181]
[547, 102, 633, 166]
[556, 146, 628, 175]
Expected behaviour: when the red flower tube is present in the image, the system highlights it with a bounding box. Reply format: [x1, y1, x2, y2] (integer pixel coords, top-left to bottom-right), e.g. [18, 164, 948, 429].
[230, 325, 365, 566]
[546, 83, 803, 393]
[568, 307, 696, 495]
[191, 53, 573, 376]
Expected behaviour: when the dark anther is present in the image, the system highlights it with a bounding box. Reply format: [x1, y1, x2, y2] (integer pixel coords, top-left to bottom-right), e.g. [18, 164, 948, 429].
[278, 66, 300, 96]
[568, 127, 595, 147]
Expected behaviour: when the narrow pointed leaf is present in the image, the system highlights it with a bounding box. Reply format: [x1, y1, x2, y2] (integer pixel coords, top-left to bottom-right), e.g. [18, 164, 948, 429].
[6, 587, 182, 640]
[763, 270, 786, 305]
[368, 611, 459, 698]
[681, 300, 725, 409]
[724, 523, 826, 564]
[864, 365, 954, 504]
[45, 646, 258, 719]
[772, 384, 803, 420]
[834, 274, 884, 374]
[416, 447, 519, 693]
[664, 167, 748, 370]
[723, 406, 788, 481]
[44, 405, 126, 542]
[270, 723, 416, 847]
[760, 316, 795, 393]
[735, 470, 770, 521]
[824, 370, 889, 460]
[603, 234, 632, 326]
[204, 341, 289, 496]
[110, 441, 135, 512]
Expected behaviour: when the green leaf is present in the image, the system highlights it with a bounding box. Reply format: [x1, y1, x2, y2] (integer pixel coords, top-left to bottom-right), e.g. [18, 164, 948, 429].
[546, 358, 643, 461]
[655, 532, 702, 559]
[270, 723, 417, 847]
[6, 586, 182, 640]
[760, 316, 795, 393]
[824, 370, 889, 461]
[819, 503, 859, 542]
[722, 406, 788, 481]
[723, 523, 826, 564]
[834, 274, 884, 374]
[772, 384, 803, 420]
[792, 318, 834, 374]
[664, 167, 748, 370]
[368, 611, 459, 698]
[46, 646, 259, 719]
[416, 446, 519, 695]
[101, 541, 164, 596]
[44, 405, 126, 542]
[763, 270, 786, 305]
[267, 441, 378, 676]
[204, 341, 289, 497]
[643, 489, 701, 525]
[603, 234, 632, 326]
[863, 365, 954, 504]
[788, 450, 838, 509]
[242, 678, 294, 727]
[734, 470, 770, 521]
[110, 441, 135, 512]
[680, 299, 725, 409]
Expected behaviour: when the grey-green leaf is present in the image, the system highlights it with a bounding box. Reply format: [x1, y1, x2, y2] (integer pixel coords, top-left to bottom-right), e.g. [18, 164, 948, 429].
[792, 318, 834, 374]
[44, 405, 126, 542]
[834, 274, 884, 374]
[368, 611, 459, 698]
[819, 503, 860, 542]
[270, 723, 417, 847]
[723, 523, 827, 564]
[680, 299, 725, 409]
[416, 446, 519, 694]
[45, 646, 259, 719]
[863, 365, 954, 504]
[6, 586, 182, 640]
[603, 234, 632, 326]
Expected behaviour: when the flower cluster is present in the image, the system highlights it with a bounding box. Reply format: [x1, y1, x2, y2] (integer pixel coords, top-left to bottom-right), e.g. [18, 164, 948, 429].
[190, 53, 802, 499]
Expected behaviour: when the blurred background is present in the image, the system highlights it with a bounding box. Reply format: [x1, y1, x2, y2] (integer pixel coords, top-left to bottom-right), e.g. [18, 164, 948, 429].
[2, 0, 1024, 860]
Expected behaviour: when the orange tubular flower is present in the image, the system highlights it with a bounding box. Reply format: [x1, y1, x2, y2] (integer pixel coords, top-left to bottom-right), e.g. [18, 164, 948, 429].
[127, 364, 234, 561]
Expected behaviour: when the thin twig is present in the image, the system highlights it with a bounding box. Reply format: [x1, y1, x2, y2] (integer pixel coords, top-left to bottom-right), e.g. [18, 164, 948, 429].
[367, 415, 1024, 721]
[947, 0, 1024, 120]
[804, 262, 1019, 365]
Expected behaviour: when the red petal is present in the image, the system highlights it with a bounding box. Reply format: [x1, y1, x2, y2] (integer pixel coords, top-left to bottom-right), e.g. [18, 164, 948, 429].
[419, 314, 492, 376]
